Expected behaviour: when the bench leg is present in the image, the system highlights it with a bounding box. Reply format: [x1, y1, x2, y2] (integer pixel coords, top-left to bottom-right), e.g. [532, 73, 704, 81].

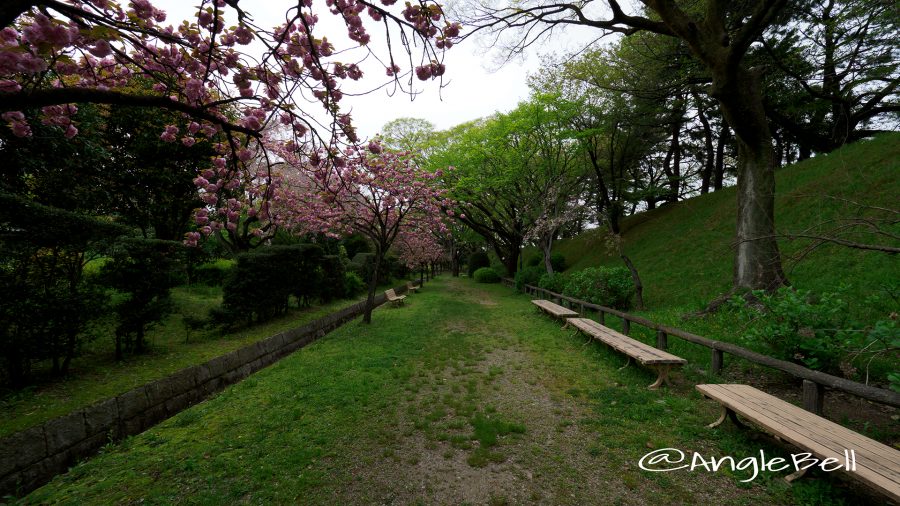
[785, 467, 808, 483]
[617, 356, 631, 371]
[647, 365, 672, 390]
[706, 406, 747, 429]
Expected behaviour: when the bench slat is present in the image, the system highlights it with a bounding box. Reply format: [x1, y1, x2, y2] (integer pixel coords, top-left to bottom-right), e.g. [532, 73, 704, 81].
[699, 384, 900, 468]
[531, 299, 579, 318]
[568, 318, 685, 365]
[698, 384, 900, 500]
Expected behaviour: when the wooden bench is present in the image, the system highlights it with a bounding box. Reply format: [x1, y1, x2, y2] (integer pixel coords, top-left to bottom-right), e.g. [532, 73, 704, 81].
[385, 288, 406, 307]
[697, 383, 900, 501]
[566, 317, 686, 390]
[406, 282, 419, 293]
[531, 299, 579, 321]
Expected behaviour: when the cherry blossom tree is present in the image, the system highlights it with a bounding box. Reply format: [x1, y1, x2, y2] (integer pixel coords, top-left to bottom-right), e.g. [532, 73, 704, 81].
[278, 141, 448, 323]
[1, 0, 460, 243]
[396, 227, 445, 283]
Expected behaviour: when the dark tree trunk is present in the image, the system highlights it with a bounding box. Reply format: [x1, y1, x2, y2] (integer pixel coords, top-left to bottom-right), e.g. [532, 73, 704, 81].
[135, 326, 145, 354]
[714, 123, 730, 191]
[712, 68, 788, 291]
[540, 236, 554, 275]
[363, 248, 383, 324]
[695, 92, 715, 195]
[620, 253, 644, 310]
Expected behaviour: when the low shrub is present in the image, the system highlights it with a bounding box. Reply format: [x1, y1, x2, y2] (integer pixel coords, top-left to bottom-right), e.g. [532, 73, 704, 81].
[194, 259, 233, 286]
[563, 267, 635, 310]
[343, 271, 365, 297]
[549, 252, 566, 272]
[731, 287, 898, 378]
[525, 254, 542, 267]
[538, 272, 569, 294]
[514, 265, 544, 292]
[473, 267, 501, 283]
[467, 251, 490, 277]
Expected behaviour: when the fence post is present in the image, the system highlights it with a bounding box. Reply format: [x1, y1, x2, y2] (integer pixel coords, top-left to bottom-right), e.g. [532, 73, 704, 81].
[802, 380, 824, 415]
[622, 318, 630, 335]
[711, 349, 724, 374]
[656, 330, 667, 350]
[598, 310, 605, 325]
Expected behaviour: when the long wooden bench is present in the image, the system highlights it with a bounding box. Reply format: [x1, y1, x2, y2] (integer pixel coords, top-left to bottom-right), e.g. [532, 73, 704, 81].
[531, 299, 579, 321]
[697, 383, 900, 501]
[566, 317, 686, 390]
[385, 288, 406, 307]
[406, 282, 419, 293]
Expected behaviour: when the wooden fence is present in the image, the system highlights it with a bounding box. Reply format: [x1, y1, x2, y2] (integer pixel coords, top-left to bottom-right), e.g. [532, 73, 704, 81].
[503, 278, 900, 413]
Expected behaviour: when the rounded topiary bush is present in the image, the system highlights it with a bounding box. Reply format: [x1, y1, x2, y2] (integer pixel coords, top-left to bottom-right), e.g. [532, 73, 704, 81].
[473, 267, 501, 283]
[467, 251, 490, 277]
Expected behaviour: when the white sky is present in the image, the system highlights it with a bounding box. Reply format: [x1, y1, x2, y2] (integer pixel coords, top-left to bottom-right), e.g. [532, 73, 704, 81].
[152, 1, 607, 139]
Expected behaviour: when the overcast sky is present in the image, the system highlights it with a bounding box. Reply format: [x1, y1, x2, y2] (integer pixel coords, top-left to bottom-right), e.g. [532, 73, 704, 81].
[153, 1, 606, 139]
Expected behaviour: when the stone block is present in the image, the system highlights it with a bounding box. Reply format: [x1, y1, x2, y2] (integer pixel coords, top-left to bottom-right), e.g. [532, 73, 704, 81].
[116, 387, 150, 421]
[83, 397, 119, 437]
[43, 410, 86, 454]
[0, 425, 46, 477]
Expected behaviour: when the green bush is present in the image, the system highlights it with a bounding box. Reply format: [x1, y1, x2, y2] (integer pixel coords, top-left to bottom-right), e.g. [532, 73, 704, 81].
[221, 244, 324, 325]
[473, 267, 501, 283]
[562, 267, 635, 310]
[100, 238, 181, 359]
[538, 272, 569, 294]
[343, 271, 365, 297]
[194, 259, 233, 286]
[316, 254, 345, 303]
[549, 252, 566, 272]
[467, 251, 490, 277]
[514, 265, 544, 292]
[525, 254, 542, 267]
[731, 287, 898, 377]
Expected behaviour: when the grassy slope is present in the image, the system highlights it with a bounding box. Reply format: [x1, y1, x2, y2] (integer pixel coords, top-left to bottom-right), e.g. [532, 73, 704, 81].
[550, 133, 899, 311]
[27, 277, 877, 506]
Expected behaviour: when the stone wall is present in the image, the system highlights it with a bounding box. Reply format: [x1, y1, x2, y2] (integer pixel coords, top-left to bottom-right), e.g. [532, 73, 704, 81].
[0, 284, 412, 497]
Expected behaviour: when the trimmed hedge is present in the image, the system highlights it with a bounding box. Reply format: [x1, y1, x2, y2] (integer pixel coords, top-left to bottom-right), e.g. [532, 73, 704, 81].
[473, 267, 501, 283]
[221, 244, 325, 325]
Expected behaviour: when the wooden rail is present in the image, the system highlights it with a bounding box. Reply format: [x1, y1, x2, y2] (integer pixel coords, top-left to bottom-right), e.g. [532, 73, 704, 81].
[501, 278, 900, 412]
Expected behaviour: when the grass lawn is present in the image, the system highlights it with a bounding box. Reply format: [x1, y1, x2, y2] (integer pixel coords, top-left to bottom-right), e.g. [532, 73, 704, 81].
[22, 278, 887, 505]
[0, 283, 394, 438]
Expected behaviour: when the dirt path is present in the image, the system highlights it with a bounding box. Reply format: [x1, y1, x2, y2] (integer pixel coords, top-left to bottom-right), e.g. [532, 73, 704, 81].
[322, 280, 758, 505]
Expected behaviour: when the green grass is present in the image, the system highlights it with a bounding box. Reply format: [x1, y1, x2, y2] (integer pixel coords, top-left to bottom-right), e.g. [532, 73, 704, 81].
[22, 278, 886, 505]
[0, 283, 397, 438]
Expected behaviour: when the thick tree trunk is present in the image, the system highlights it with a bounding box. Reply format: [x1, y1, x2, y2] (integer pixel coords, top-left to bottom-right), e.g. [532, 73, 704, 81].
[501, 247, 520, 277]
[363, 249, 383, 324]
[712, 69, 788, 292]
